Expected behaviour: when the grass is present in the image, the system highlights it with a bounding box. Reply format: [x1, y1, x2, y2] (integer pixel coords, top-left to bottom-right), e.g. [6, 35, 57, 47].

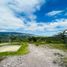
[0, 42, 29, 56]
[32, 41, 67, 51]
[32, 41, 47, 46]
[47, 44, 67, 51]
[0, 57, 6, 62]
[62, 57, 67, 67]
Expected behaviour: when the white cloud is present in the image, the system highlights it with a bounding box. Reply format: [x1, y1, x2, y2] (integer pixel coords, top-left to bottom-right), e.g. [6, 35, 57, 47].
[0, 0, 25, 31]
[0, 0, 66, 36]
[45, 19, 67, 31]
[27, 22, 37, 31]
[8, 0, 45, 20]
[0, 0, 45, 31]
[0, 7, 25, 30]
[25, 19, 67, 32]
[47, 10, 62, 16]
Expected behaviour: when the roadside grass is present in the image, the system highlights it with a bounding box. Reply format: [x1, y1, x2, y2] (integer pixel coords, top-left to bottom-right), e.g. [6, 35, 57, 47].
[0, 57, 6, 62]
[61, 57, 67, 67]
[32, 42, 67, 51]
[0, 42, 29, 56]
[32, 42, 47, 46]
[47, 44, 67, 51]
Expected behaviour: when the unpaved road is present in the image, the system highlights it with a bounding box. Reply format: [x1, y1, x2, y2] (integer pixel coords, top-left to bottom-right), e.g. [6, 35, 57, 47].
[0, 44, 66, 67]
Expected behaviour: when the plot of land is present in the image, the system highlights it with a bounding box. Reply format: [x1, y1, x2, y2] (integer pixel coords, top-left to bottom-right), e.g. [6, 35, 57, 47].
[0, 45, 21, 52]
[0, 42, 28, 56]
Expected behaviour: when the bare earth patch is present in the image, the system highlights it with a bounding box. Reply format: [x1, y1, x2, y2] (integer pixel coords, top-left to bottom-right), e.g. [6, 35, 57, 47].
[0, 44, 66, 67]
[0, 45, 21, 52]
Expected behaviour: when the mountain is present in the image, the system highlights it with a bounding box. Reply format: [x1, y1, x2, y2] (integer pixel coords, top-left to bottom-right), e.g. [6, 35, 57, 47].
[0, 32, 34, 42]
[0, 32, 35, 40]
[0, 32, 33, 36]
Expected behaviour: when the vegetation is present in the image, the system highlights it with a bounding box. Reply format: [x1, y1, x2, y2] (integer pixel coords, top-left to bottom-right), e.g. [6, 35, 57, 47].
[0, 42, 29, 56]
[28, 30, 67, 51]
[47, 44, 67, 51]
[0, 30, 67, 56]
[61, 57, 67, 67]
[0, 57, 6, 61]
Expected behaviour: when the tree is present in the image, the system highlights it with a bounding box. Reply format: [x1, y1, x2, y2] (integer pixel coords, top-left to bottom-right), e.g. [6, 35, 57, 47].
[63, 29, 67, 46]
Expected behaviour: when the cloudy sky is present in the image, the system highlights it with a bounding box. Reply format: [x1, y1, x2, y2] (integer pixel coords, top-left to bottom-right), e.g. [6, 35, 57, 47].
[0, 0, 67, 36]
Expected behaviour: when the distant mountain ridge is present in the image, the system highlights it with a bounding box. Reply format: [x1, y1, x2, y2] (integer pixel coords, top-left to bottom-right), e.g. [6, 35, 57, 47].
[0, 32, 34, 37]
[0, 32, 23, 34]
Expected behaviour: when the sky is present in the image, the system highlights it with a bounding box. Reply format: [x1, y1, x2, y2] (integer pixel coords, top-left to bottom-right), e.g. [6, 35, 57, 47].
[0, 0, 67, 36]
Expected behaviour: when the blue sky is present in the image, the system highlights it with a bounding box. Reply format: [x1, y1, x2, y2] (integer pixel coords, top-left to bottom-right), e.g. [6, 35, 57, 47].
[0, 0, 67, 36]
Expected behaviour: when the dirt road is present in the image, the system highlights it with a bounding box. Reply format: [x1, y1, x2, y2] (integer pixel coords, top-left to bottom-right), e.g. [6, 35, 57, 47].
[0, 44, 66, 67]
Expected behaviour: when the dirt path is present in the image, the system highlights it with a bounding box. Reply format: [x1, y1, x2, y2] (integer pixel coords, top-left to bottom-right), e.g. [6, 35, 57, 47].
[0, 44, 66, 67]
